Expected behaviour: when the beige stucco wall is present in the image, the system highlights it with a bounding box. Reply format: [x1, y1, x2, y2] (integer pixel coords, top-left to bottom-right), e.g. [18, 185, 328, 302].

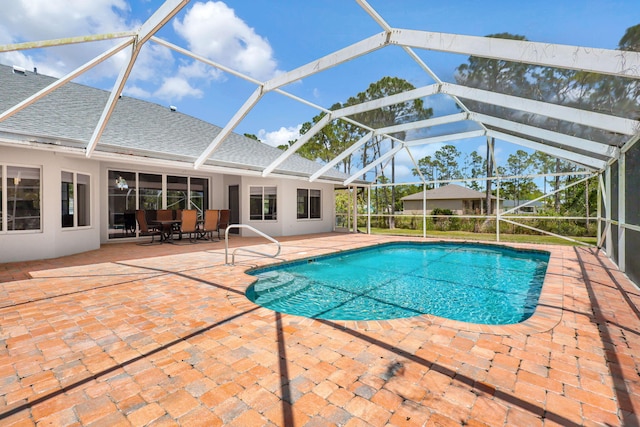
[403, 199, 465, 214]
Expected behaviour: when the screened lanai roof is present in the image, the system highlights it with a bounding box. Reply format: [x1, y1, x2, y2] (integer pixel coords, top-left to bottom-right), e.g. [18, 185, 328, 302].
[1, 0, 639, 183]
[0, 63, 351, 183]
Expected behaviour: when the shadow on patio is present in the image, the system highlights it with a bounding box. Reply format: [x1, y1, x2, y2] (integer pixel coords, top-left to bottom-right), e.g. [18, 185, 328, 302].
[0, 234, 638, 426]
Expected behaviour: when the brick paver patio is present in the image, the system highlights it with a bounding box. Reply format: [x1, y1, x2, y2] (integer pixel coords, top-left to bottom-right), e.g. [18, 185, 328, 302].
[0, 233, 639, 426]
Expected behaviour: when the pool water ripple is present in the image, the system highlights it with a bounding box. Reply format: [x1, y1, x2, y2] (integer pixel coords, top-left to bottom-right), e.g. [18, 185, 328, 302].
[246, 242, 550, 324]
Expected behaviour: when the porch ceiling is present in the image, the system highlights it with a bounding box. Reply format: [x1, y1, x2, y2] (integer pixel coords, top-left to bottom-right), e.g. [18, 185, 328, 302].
[1, 0, 639, 185]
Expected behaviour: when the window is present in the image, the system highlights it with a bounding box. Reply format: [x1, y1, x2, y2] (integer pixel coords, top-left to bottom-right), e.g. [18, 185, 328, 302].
[107, 170, 209, 239]
[3, 166, 41, 231]
[61, 171, 90, 228]
[297, 188, 321, 219]
[167, 175, 188, 211]
[250, 186, 277, 221]
[108, 171, 136, 238]
[189, 177, 209, 220]
[139, 173, 163, 211]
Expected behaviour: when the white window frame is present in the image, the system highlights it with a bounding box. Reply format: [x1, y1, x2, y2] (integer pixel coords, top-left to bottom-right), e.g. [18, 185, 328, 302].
[1, 164, 42, 233]
[249, 186, 278, 221]
[61, 170, 91, 229]
[297, 188, 322, 220]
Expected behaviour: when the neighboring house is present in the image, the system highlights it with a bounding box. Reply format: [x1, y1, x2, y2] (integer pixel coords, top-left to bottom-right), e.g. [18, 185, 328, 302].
[401, 184, 500, 215]
[0, 64, 355, 263]
[502, 200, 545, 214]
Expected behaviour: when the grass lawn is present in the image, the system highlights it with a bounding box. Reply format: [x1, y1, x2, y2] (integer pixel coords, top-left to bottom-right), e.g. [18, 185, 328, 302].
[365, 227, 597, 246]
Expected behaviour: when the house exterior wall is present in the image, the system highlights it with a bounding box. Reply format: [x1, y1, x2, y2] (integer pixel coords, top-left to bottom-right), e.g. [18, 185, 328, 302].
[403, 199, 465, 214]
[279, 178, 335, 236]
[240, 176, 335, 237]
[0, 146, 338, 263]
[1, 146, 102, 263]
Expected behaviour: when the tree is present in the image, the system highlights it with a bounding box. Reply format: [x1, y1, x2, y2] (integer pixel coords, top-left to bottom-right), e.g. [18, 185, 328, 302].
[455, 33, 534, 119]
[503, 150, 536, 205]
[412, 155, 439, 187]
[414, 147, 485, 190]
[463, 150, 485, 191]
[346, 77, 433, 228]
[289, 103, 361, 172]
[244, 133, 260, 141]
[578, 25, 640, 120]
[434, 144, 463, 186]
[531, 152, 555, 195]
[619, 23, 640, 51]
[347, 76, 433, 179]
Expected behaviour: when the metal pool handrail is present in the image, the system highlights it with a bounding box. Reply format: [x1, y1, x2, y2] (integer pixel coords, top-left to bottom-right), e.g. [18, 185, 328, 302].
[224, 224, 281, 265]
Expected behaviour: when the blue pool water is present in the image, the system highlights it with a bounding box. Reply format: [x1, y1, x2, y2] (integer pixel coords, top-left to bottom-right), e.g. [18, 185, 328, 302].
[246, 242, 550, 324]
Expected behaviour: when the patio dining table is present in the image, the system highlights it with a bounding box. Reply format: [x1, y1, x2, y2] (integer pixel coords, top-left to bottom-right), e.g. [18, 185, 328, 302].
[148, 219, 181, 243]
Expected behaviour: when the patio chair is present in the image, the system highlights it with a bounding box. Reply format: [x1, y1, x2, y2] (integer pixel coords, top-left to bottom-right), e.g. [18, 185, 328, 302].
[201, 209, 219, 241]
[172, 209, 182, 239]
[156, 209, 173, 221]
[124, 211, 136, 236]
[135, 210, 162, 244]
[179, 209, 199, 242]
[218, 209, 230, 239]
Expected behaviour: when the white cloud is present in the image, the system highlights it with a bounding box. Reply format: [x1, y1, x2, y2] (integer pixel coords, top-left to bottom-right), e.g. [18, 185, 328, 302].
[258, 125, 302, 147]
[123, 84, 152, 99]
[173, 1, 281, 81]
[393, 164, 416, 182]
[153, 76, 204, 101]
[126, 43, 175, 84]
[0, 0, 280, 106]
[0, 0, 133, 79]
[176, 60, 222, 81]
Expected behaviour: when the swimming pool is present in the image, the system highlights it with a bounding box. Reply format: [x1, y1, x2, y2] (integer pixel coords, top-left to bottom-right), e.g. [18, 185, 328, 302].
[246, 242, 550, 324]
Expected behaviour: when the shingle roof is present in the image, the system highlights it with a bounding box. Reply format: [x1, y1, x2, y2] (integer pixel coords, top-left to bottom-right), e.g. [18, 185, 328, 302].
[0, 64, 349, 182]
[401, 183, 495, 200]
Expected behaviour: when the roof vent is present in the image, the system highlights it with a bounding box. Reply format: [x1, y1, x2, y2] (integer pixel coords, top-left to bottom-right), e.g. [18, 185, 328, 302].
[12, 65, 26, 75]
[169, 105, 177, 112]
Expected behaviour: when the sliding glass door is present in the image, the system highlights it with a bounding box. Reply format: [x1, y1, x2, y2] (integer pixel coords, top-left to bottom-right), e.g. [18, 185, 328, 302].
[108, 171, 208, 239]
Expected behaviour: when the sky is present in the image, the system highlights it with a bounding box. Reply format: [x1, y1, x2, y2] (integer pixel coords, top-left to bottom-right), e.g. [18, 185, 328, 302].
[1, 0, 638, 182]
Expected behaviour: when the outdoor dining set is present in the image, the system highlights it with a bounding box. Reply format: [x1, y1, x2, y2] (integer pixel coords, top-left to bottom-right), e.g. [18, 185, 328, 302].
[135, 209, 230, 244]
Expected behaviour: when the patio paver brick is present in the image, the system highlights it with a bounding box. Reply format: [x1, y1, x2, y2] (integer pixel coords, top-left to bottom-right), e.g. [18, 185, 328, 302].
[0, 234, 639, 426]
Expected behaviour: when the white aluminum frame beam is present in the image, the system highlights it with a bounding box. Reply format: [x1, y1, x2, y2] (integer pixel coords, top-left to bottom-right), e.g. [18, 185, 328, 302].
[336, 128, 485, 186]
[152, 36, 263, 85]
[391, 29, 640, 79]
[310, 113, 469, 182]
[0, 38, 133, 122]
[194, 32, 391, 167]
[194, 86, 264, 169]
[487, 130, 606, 169]
[443, 83, 638, 135]
[404, 146, 426, 184]
[405, 130, 486, 147]
[501, 174, 592, 215]
[331, 84, 440, 119]
[86, 45, 139, 157]
[263, 32, 389, 91]
[356, 0, 488, 135]
[344, 144, 404, 185]
[375, 112, 468, 135]
[262, 113, 333, 176]
[309, 131, 373, 182]
[0, 32, 136, 53]
[471, 113, 619, 158]
[85, 0, 190, 157]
